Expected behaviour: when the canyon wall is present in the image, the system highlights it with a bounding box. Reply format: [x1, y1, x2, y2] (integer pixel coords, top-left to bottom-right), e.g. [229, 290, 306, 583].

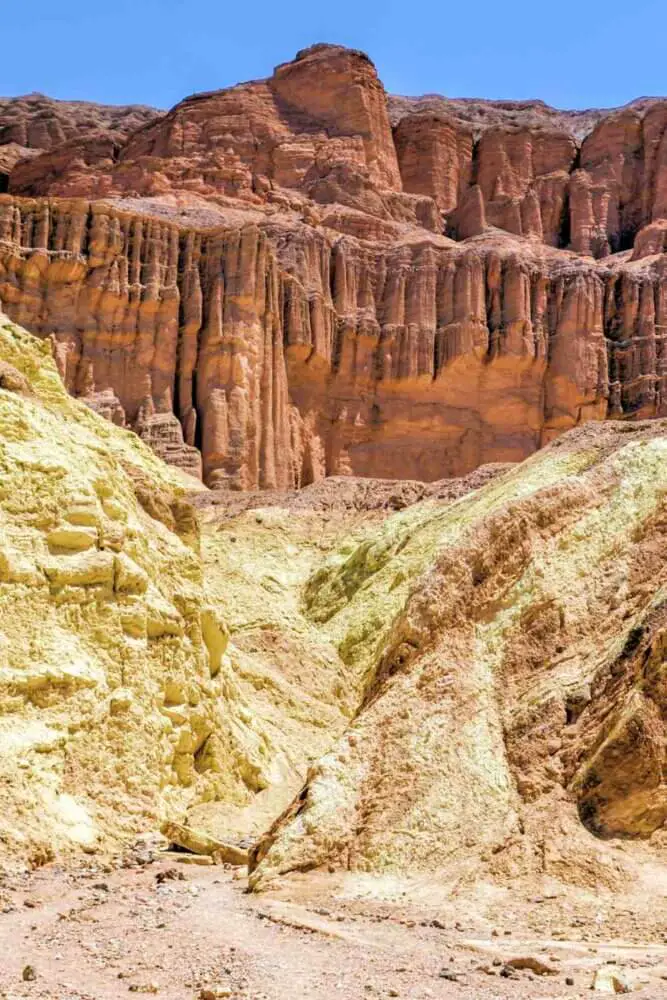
[1, 44, 667, 487]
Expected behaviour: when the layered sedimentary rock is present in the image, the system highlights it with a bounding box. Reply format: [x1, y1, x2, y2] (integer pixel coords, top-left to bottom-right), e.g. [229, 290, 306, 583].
[1, 194, 666, 487]
[1, 45, 667, 486]
[249, 419, 667, 887]
[0, 93, 160, 151]
[0, 93, 160, 197]
[390, 93, 667, 255]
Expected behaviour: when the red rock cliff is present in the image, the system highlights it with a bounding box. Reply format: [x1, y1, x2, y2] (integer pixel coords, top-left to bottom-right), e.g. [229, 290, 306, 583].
[0, 45, 666, 487]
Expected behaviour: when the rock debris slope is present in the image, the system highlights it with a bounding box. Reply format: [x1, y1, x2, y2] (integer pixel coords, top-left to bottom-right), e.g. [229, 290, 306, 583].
[0, 44, 666, 487]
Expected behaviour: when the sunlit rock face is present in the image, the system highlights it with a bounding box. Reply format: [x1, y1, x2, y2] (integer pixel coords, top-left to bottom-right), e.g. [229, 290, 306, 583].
[1, 45, 667, 487]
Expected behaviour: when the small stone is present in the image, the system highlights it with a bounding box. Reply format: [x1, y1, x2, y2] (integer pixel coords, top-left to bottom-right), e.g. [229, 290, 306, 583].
[499, 966, 520, 979]
[566, 976, 575, 986]
[155, 868, 185, 884]
[22, 965, 37, 981]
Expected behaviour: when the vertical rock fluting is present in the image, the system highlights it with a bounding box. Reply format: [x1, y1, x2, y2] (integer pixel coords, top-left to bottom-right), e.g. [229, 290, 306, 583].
[0, 198, 293, 488]
[1, 194, 665, 488]
[392, 101, 667, 257]
[1, 45, 667, 487]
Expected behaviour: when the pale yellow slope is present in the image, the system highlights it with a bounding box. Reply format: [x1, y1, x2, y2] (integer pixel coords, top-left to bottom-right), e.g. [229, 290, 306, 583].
[0, 316, 230, 863]
[0, 315, 376, 863]
[190, 504, 378, 840]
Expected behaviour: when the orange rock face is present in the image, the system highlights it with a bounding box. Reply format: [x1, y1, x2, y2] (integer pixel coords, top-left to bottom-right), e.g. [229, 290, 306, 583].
[0, 92, 160, 193]
[1, 45, 667, 487]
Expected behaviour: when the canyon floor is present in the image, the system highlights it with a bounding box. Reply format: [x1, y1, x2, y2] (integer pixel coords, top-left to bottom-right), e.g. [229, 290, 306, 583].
[1, 850, 667, 1000]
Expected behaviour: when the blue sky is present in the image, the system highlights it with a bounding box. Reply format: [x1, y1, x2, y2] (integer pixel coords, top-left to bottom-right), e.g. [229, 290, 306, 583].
[2, 0, 666, 111]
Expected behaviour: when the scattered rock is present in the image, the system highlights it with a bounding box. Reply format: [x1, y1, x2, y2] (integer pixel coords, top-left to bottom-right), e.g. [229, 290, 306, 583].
[161, 822, 248, 866]
[22, 965, 37, 981]
[155, 868, 185, 884]
[506, 956, 558, 976]
[592, 967, 631, 993]
[499, 966, 520, 979]
[438, 970, 459, 982]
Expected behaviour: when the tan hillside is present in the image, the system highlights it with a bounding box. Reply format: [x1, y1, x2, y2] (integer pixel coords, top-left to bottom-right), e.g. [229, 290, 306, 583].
[250, 419, 667, 889]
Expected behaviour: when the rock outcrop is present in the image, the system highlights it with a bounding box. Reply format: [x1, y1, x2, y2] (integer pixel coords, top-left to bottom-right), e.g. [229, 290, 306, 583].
[0, 93, 160, 151]
[0, 45, 667, 487]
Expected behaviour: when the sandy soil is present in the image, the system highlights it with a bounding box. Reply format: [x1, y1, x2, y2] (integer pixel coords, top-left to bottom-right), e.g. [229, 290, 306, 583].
[1, 851, 666, 1000]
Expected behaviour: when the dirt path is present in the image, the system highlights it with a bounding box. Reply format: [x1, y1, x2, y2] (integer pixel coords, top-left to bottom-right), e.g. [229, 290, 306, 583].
[1, 858, 666, 999]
